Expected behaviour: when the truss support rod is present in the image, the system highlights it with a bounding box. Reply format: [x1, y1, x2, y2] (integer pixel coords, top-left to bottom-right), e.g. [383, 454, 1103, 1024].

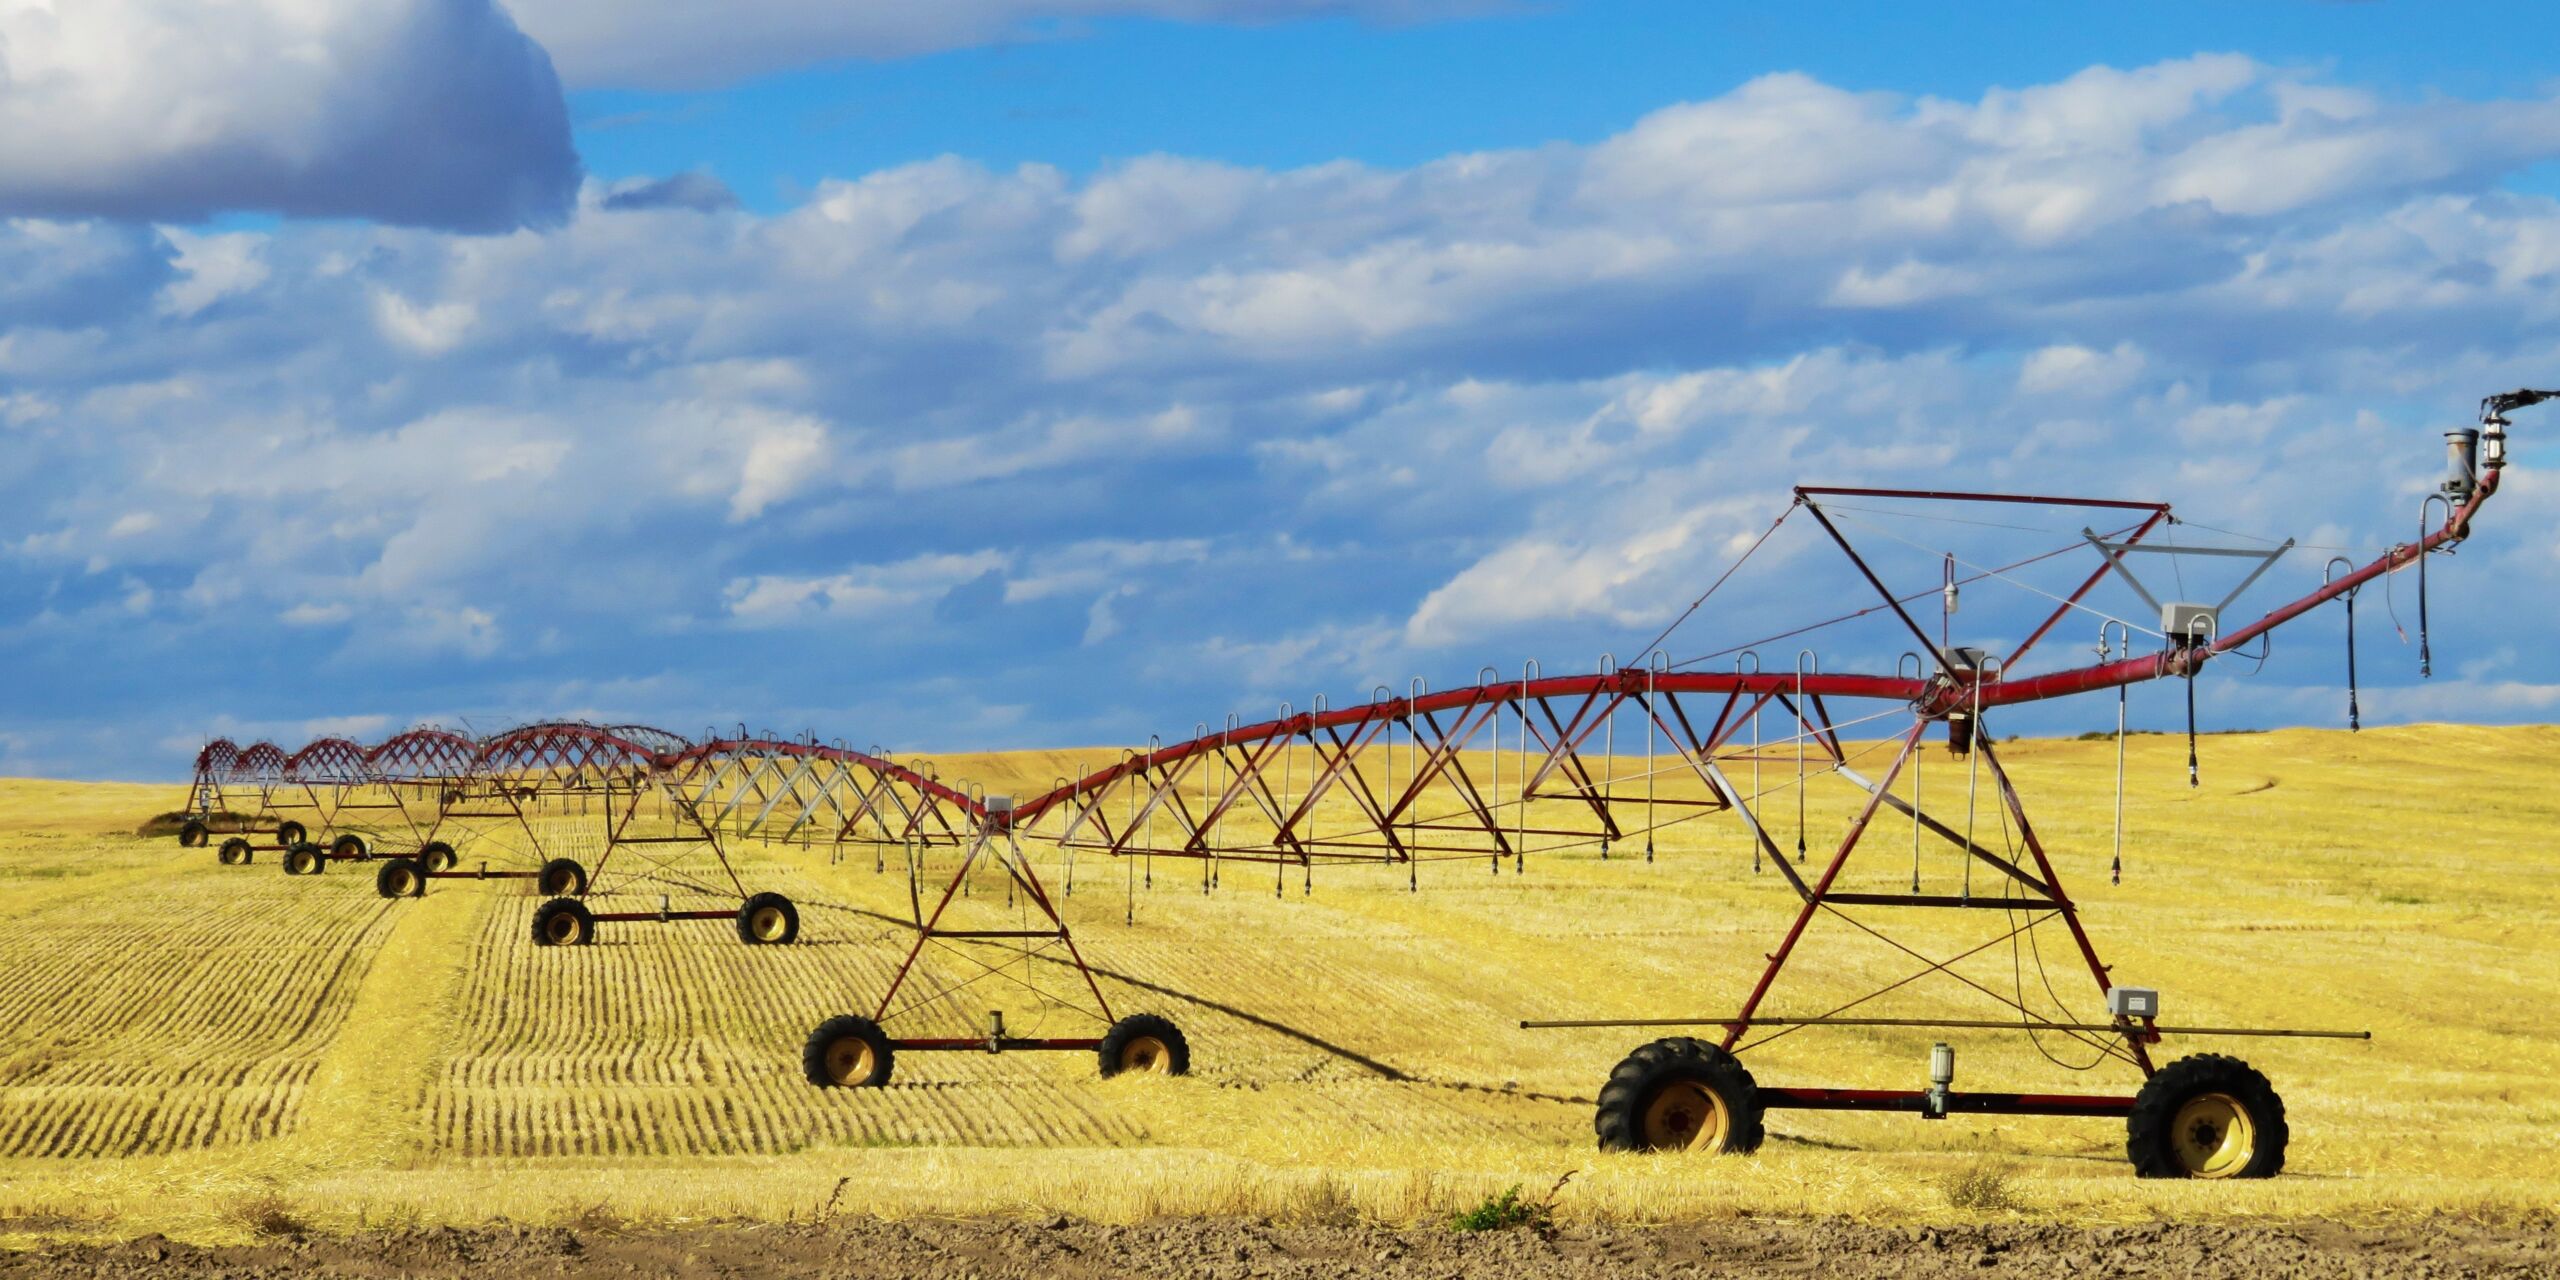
[1520, 1016, 2366, 1039]
[2010, 508, 2168, 669]
[1698, 761, 1809, 898]
[1835, 759, 2054, 898]
[1799, 495, 1960, 680]
[1717, 720, 1926, 1051]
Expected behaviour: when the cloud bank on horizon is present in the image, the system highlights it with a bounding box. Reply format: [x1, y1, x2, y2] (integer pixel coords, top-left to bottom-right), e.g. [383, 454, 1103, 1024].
[3, 1, 2560, 778]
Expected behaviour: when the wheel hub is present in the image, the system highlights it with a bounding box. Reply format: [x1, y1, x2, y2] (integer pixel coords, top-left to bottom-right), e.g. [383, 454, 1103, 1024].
[827, 1039, 874, 1084]
[1641, 1081, 1729, 1152]
[2172, 1092, 2255, 1177]
[1120, 1035, 1170, 1074]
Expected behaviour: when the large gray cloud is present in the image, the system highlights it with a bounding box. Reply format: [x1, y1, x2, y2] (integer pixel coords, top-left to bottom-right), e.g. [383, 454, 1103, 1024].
[6, 56, 2560, 778]
[506, 0, 1497, 89]
[0, 0, 578, 232]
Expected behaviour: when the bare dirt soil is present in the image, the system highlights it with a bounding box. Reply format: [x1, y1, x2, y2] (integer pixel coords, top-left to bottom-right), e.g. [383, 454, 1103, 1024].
[6, 1216, 2553, 1279]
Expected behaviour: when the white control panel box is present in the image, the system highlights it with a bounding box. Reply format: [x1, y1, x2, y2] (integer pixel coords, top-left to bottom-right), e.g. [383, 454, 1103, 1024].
[2160, 603, 2218, 645]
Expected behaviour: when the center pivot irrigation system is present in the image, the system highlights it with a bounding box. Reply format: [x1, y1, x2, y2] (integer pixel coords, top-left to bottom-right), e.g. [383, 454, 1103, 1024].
[795, 388, 2553, 1180]
[178, 390, 2547, 1177]
[180, 723, 863, 947]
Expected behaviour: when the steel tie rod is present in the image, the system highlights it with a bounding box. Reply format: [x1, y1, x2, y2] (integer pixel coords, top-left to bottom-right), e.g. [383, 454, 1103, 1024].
[1518, 1015, 2369, 1039]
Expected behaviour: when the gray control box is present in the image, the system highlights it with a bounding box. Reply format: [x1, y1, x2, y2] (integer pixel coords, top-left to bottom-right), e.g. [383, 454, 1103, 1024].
[2106, 986, 2159, 1019]
[2160, 603, 2218, 645]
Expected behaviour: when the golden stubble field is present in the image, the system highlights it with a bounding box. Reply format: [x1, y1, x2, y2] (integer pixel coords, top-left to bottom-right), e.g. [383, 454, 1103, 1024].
[0, 725, 2555, 1242]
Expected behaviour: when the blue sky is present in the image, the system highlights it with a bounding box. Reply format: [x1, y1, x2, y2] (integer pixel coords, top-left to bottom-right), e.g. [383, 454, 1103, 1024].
[573, 3, 2560, 202]
[4, 1, 2560, 779]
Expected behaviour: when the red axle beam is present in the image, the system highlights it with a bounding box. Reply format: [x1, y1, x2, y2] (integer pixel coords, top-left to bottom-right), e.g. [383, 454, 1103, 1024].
[1758, 1087, 2136, 1117]
[890, 1038, 1106, 1052]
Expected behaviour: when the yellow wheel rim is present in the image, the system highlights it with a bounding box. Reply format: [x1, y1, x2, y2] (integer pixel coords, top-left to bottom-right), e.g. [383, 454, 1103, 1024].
[544, 913, 583, 945]
[390, 868, 416, 895]
[825, 1037, 876, 1085]
[2172, 1092, 2256, 1178]
[1119, 1035, 1172, 1075]
[751, 907, 788, 941]
[1641, 1080, 1730, 1152]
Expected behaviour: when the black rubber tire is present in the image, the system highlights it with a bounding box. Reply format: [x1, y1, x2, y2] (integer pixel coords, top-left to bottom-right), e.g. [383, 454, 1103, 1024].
[803, 1015, 894, 1087]
[179, 820, 210, 847]
[1594, 1037, 1765, 1154]
[536, 857, 588, 897]
[275, 820, 307, 847]
[2127, 1054, 2288, 1179]
[420, 841, 457, 873]
[282, 843, 324, 876]
[735, 892, 800, 945]
[218, 837, 254, 866]
[330, 833, 368, 861]
[531, 897, 597, 947]
[375, 857, 426, 899]
[1097, 1013, 1191, 1078]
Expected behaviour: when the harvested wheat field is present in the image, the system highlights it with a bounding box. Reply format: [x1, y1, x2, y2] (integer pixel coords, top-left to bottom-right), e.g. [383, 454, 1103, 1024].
[1, 725, 2556, 1268]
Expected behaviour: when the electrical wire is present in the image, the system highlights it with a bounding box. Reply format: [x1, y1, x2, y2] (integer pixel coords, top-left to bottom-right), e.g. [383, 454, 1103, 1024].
[1828, 511, 2164, 638]
[1628, 505, 1794, 665]
[1995, 765, 2114, 1072]
[1670, 524, 2144, 669]
[2170, 518, 2356, 553]
[1806, 500, 2097, 536]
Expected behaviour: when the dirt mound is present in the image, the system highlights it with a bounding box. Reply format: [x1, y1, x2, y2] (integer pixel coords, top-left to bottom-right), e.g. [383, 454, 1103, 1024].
[6, 1216, 2552, 1279]
[129, 811, 270, 838]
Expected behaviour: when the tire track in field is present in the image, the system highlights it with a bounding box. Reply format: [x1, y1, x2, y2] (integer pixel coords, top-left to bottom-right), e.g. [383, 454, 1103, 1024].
[278, 886, 489, 1167]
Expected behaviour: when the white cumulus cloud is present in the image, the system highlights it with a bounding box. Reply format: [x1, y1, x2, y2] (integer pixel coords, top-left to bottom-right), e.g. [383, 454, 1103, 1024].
[0, 0, 577, 231]
[725, 551, 1012, 624]
[731, 418, 832, 521]
[5, 56, 2560, 776]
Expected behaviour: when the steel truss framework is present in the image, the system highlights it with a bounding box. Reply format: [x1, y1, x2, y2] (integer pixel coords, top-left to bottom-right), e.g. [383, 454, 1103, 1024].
[181, 718, 1070, 951]
[186, 738, 286, 817]
[410, 723, 779, 937]
[177, 739, 290, 852]
[659, 737, 978, 854]
[817, 402, 2533, 1126]
[265, 737, 408, 864]
[383, 722, 624, 890]
[183, 722, 818, 943]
